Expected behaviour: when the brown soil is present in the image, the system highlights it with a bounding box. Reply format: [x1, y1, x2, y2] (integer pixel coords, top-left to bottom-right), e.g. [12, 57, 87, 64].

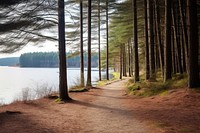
[0, 78, 200, 133]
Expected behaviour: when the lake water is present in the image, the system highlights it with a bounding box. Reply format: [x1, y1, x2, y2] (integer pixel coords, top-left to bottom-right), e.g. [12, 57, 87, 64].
[0, 66, 104, 104]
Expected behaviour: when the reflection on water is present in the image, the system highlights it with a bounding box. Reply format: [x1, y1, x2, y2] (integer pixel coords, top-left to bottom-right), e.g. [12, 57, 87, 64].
[0, 66, 105, 104]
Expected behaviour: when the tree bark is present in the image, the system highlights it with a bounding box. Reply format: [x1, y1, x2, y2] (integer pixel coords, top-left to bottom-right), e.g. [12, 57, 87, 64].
[180, 29, 187, 72]
[164, 0, 172, 82]
[155, 0, 164, 77]
[120, 44, 123, 79]
[86, 0, 92, 89]
[98, 0, 101, 81]
[80, 0, 84, 87]
[187, 0, 200, 88]
[128, 41, 131, 77]
[178, 0, 188, 72]
[147, 0, 155, 79]
[133, 0, 139, 82]
[122, 44, 127, 77]
[171, 3, 183, 74]
[171, 30, 176, 74]
[58, 0, 71, 100]
[106, 0, 109, 80]
[144, 0, 150, 80]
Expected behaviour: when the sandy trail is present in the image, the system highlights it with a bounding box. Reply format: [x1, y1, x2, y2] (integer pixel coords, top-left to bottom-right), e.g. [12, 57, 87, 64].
[71, 79, 161, 133]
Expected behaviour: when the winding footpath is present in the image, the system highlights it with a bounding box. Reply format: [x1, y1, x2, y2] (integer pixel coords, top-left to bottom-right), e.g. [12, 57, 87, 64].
[73, 78, 161, 133]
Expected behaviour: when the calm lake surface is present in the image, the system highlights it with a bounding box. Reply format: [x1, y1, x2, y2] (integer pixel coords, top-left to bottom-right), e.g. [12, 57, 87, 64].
[0, 66, 104, 104]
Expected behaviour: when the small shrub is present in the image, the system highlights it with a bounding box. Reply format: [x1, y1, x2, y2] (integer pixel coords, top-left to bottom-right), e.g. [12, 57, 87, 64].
[21, 87, 33, 102]
[34, 83, 56, 98]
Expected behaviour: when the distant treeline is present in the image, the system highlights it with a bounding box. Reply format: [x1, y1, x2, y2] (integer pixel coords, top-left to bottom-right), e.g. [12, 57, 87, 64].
[0, 57, 19, 66]
[19, 52, 98, 68]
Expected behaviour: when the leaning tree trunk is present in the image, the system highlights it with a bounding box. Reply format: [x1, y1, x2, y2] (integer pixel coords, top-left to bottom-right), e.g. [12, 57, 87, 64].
[187, 0, 200, 88]
[164, 0, 172, 82]
[133, 0, 139, 82]
[80, 0, 84, 87]
[86, 0, 92, 89]
[58, 0, 71, 101]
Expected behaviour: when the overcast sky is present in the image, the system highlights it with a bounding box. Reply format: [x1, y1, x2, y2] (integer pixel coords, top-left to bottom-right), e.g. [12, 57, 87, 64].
[0, 40, 58, 58]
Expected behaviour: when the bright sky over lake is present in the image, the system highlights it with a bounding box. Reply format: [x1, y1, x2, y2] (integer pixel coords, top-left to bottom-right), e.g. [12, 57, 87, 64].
[0, 40, 58, 58]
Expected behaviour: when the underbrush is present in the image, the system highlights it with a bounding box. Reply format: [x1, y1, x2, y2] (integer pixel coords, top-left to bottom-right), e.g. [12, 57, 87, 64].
[127, 73, 188, 97]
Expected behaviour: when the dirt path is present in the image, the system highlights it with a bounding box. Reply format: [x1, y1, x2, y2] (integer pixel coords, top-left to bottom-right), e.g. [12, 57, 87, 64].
[73, 79, 161, 133]
[0, 78, 162, 133]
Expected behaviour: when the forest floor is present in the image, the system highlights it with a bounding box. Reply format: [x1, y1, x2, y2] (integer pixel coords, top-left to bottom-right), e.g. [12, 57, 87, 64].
[0, 78, 200, 133]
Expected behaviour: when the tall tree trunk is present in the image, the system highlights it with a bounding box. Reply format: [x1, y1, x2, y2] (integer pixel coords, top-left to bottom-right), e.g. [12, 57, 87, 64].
[177, 13, 184, 74]
[133, 0, 139, 82]
[122, 44, 127, 77]
[147, 0, 155, 79]
[106, 0, 109, 80]
[58, 0, 71, 100]
[80, 0, 84, 86]
[153, 4, 158, 72]
[86, 0, 92, 89]
[120, 44, 123, 79]
[171, 30, 176, 74]
[155, 0, 164, 77]
[178, 0, 188, 72]
[130, 40, 134, 76]
[164, 0, 172, 82]
[144, 0, 150, 80]
[98, 0, 101, 81]
[128, 41, 131, 77]
[180, 29, 187, 72]
[187, 0, 200, 88]
[171, 3, 183, 74]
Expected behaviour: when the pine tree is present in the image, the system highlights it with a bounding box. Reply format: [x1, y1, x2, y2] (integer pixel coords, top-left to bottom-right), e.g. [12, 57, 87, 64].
[58, 0, 71, 101]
